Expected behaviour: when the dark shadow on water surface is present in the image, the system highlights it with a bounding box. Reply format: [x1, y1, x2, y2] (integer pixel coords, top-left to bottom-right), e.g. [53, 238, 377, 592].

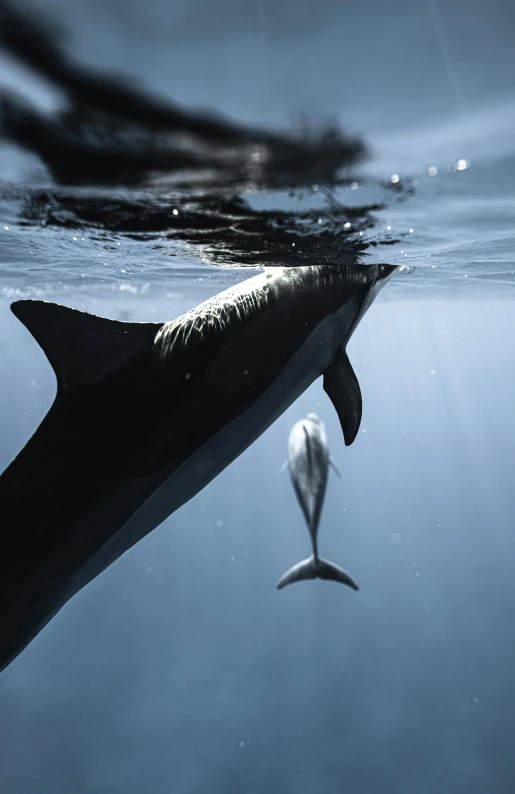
[0, 0, 365, 190]
[0, 0, 416, 274]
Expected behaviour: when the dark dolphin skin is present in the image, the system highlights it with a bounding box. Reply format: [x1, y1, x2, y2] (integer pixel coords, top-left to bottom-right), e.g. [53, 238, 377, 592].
[277, 413, 358, 591]
[0, 264, 396, 672]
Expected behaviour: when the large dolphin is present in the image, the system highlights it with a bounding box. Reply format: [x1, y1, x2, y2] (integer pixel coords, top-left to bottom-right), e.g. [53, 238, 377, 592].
[277, 413, 358, 591]
[0, 263, 396, 672]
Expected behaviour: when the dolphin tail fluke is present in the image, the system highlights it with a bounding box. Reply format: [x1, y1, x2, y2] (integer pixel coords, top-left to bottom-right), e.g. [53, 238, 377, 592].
[276, 556, 359, 591]
[315, 558, 359, 590]
[277, 556, 316, 589]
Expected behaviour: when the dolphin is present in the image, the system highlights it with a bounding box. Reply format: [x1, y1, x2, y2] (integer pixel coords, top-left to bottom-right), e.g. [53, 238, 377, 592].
[0, 263, 396, 672]
[277, 413, 358, 591]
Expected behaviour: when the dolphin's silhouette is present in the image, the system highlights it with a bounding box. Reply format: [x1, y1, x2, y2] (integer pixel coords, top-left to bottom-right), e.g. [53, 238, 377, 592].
[0, 264, 396, 672]
[277, 413, 358, 591]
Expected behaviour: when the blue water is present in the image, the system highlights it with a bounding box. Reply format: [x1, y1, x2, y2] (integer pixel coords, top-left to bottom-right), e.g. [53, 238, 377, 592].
[1, 281, 515, 793]
[2, 1, 515, 791]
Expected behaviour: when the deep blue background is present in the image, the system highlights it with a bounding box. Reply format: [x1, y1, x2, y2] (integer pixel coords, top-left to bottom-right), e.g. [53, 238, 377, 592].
[1, 284, 515, 793]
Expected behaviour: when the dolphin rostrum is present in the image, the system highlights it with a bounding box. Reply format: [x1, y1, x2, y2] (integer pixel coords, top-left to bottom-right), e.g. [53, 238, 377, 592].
[0, 264, 396, 672]
[277, 413, 358, 591]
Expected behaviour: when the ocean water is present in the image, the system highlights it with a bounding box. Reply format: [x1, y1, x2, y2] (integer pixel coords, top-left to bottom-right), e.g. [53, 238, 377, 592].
[2, 1, 515, 793]
[2, 160, 515, 794]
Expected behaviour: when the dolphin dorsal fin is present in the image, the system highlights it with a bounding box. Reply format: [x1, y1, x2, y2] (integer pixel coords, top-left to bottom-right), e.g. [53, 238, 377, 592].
[11, 300, 163, 391]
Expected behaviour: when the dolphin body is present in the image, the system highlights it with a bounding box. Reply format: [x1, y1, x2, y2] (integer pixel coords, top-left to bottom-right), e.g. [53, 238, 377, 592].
[0, 263, 396, 672]
[277, 413, 358, 591]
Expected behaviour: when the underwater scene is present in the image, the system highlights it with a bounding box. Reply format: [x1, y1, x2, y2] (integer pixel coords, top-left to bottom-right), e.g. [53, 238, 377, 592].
[1, 1, 515, 792]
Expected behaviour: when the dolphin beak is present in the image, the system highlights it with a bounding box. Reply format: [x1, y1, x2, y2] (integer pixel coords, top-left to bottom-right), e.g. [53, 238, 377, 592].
[377, 264, 398, 282]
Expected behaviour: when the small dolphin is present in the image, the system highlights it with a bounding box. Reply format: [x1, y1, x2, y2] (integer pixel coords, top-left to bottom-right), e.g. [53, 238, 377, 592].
[0, 264, 395, 672]
[277, 413, 358, 591]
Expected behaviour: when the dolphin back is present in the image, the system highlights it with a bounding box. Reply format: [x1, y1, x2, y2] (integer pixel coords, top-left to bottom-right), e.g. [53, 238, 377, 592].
[276, 555, 359, 591]
[288, 417, 329, 534]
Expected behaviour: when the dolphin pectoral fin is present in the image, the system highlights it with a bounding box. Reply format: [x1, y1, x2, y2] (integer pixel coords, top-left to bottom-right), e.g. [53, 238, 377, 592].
[276, 556, 359, 591]
[329, 456, 341, 478]
[278, 460, 288, 476]
[323, 348, 362, 446]
[11, 300, 163, 392]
